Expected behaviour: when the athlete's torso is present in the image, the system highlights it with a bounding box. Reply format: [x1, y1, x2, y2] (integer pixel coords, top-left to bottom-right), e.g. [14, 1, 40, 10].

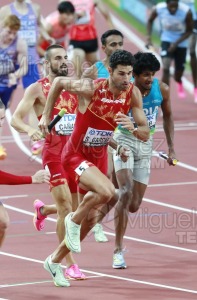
[38, 77, 78, 162]
[117, 78, 163, 136]
[45, 11, 70, 45]
[10, 3, 39, 62]
[69, 79, 133, 152]
[156, 2, 190, 47]
[0, 38, 18, 87]
[95, 61, 110, 78]
[69, 0, 97, 41]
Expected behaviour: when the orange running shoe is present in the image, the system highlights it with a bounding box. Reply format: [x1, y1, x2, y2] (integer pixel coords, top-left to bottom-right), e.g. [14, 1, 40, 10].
[0, 146, 7, 160]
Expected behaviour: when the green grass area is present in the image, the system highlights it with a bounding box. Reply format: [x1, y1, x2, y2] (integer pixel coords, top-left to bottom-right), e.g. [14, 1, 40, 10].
[105, 0, 160, 46]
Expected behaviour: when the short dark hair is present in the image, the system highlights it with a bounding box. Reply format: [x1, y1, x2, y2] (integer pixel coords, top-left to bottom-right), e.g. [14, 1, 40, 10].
[166, 0, 179, 3]
[109, 50, 135, 70]
[133, 52, 160, 75]
[0, 99, 5, 110]
[101, 29, 124, 45]
[58, 1, 75, 14]
[45, 44, 65, 60]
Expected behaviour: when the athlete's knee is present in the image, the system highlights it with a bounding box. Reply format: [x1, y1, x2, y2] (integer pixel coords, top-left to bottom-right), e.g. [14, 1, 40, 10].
[118, 187, 133, 208]
[97, 183, 115, 204]
[129, 196, 142, 213]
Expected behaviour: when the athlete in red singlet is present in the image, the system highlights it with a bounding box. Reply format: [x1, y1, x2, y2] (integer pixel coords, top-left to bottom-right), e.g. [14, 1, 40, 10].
[59, 0, 114, 77]
[11, 45, 85, 282]
[39, 50, 150, 287]
[38, 2, 75, 58]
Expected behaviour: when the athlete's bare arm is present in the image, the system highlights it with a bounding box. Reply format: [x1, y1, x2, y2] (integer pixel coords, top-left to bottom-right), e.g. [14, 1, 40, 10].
[39, 77, 94, 136]
[116, 86, 150, 142]
[160, 81, 176, 160]
[94, 0, 114, 29]
[11, 83, 45, 141]
[81, 64, 98, 80]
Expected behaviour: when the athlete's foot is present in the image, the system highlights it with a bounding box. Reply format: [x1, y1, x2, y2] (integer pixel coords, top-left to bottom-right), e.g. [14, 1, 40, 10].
[65, 264, 86, 280]
[31, 140, 44, 155]
[177, 82, 186, 99]
[0, 146, 7, 160]
[92, 223, 108, 242]
[112, 249, 127, 269]
[64, 212, 81, 253]
[44, 255, 70, 287]
[33, 199, 47, 231]
[194, 88, 197, 104]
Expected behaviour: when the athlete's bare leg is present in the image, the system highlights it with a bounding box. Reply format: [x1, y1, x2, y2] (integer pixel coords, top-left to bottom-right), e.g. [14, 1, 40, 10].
[114, 169, 147, 253]
[50, 194, 118, 263]
[0, 203, 9, 248]
[51, 184, 77, 267]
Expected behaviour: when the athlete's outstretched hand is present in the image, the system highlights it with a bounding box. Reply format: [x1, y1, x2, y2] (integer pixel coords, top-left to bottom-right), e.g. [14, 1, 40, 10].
[32, 169, 50, 184]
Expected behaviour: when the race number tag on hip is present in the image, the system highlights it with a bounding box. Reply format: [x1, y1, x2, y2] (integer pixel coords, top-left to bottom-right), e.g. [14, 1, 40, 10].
[75, 161, 89, 176]
[147, 112, 157, 132]
[54, 114, 76, 135]
[83, 127, 113, 146]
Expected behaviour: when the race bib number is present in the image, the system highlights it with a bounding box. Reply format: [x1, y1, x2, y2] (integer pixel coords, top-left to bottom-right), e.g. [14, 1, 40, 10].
[83, 127, 113, 146]
[147, 112, 157, 133]
[19, 30, 36, 46]
[54, 114, 76, 135]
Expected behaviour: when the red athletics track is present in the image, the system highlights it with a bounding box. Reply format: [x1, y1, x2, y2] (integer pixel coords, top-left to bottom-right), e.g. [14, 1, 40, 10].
[1, 1, 197, 299]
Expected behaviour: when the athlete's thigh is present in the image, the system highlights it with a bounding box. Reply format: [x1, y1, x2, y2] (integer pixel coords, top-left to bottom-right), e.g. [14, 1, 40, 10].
[79, 165, 113, 193]
[86, 51, 99, 64]
[115, 168, 134, 189]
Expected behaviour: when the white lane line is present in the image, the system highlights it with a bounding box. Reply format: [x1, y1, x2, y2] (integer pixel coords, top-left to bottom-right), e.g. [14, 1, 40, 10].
[0, 195, 28, 200]
[5, 109, 42, 165]
[144, 198, 197, 214]
[148, 181, 197, 187]
[4, 203, 197, 254]
[1, 251, 197, 294]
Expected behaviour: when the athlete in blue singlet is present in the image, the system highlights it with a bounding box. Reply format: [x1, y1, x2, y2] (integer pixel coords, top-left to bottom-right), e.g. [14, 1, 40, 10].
[146, 0, 193, 98]
[0, 15, 27, 160]
[82, 29, 124, 80]
[111, 52, 177, 269]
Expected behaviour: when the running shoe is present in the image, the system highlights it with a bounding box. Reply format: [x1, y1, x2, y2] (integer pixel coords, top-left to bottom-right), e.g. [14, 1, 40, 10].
[64, 212, 81, 253]
[177, 82, 186, 99]
[31, 140, 44, 155]
[112, 251, 127, 269]
[0, 146, 7, 160]
[44, 255, 70, 287]
[92, 223, 108, 242]
[65, 264, 86, 280]
[33, 199, 47, 231]
[194, 88, 197, 104]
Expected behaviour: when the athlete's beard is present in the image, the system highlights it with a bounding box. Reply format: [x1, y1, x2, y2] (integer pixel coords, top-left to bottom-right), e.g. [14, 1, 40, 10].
[51, 64, 68, 77]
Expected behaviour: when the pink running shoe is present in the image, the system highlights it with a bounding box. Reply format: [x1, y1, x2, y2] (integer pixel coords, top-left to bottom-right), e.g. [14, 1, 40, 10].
[33, 199, 47, 231]
[65, 264, 86, 280]
[177, 82, 186, 99]
[31, 140, 44, 155]
[194, 88, 197, 104]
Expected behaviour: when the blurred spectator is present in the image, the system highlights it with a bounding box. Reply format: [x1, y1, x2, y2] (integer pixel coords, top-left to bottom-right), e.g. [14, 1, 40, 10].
[146, 0, 193, 99]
